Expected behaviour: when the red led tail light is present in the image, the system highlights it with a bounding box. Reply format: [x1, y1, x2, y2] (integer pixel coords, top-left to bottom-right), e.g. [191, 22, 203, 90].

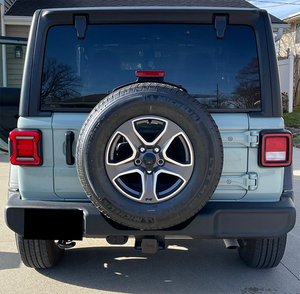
[9, 130, 42, 166]
[261, 132, 292, 167]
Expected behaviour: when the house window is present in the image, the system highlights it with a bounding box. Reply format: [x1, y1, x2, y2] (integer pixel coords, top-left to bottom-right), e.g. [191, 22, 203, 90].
[295, 25, 300, 44]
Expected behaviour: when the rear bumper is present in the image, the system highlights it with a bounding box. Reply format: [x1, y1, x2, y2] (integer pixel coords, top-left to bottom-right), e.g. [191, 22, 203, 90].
[5, 191, 296, 239]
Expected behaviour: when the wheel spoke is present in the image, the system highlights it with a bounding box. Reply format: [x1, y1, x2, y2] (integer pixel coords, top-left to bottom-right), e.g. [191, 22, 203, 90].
[107, 160, 138, 181]
[157, 121, 183, 151]
[140, 173, 158, 203]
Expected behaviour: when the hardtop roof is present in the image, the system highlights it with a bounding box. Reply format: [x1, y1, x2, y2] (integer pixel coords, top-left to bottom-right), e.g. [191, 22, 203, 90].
[5, 0, 285, 24]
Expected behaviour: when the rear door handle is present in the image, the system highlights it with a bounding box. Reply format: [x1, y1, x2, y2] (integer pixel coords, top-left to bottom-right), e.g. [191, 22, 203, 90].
[65, 131, 75, 165]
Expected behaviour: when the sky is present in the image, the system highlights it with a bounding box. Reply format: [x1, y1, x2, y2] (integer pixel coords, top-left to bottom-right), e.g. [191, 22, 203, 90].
[248, 0, 300, 18]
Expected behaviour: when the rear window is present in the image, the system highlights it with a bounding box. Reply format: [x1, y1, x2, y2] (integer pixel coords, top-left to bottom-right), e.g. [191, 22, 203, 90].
[41, 24, 260, 111]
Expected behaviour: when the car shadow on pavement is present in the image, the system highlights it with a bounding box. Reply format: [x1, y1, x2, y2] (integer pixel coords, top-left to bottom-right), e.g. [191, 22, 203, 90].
[36, 239, 285, 294]
[0, 251, 21, 270]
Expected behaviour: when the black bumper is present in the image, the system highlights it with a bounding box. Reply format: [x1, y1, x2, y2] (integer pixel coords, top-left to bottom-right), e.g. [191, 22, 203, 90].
[5, 191, 296, 239]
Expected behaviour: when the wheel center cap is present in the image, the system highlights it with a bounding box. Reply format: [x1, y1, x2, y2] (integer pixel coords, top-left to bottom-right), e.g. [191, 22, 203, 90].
[143, 153, 156, 166]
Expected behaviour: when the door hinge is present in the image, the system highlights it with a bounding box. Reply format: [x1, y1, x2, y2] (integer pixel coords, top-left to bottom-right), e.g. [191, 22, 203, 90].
[221, 131, 259, 147]
[249, 131, 259, 147]
[74, 15, 87, 39]
[214, 15, 228, 39]
[219, 173, 258, 191]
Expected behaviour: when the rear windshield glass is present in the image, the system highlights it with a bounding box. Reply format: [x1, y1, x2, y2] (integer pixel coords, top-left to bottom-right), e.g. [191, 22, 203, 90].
[41, 24, 260, 111]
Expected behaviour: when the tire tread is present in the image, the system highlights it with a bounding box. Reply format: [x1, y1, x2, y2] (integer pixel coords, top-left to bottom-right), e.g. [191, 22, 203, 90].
[15, 234, 64, 268]
[238, 235, 287, 268]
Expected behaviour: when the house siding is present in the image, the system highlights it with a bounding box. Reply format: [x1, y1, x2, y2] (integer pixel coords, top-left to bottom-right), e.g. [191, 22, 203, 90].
[5, 24, 29, 87]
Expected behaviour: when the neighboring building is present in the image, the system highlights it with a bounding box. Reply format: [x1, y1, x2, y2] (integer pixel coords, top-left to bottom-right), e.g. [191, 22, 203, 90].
[278, 12, 300, 107]
[0, 0, 288, 88]
[0, 0, 28, 87]
[278, 12, 300, 58]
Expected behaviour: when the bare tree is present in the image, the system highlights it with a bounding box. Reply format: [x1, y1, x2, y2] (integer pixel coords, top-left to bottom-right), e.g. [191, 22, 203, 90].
[225, 58, 260, 109]
[41, 58, 82, 106]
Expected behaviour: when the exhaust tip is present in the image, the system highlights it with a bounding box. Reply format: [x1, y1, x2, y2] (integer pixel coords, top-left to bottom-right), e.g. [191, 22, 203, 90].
[223, 239, 240, 250]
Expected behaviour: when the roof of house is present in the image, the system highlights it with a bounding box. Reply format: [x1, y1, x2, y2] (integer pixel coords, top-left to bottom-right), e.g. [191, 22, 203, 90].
[5, 0, 285, 24]
[283, 11, 300, 22]
[4, 0, 16, 13]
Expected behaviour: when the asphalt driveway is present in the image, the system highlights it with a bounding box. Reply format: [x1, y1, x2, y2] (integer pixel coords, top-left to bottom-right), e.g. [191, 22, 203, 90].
[0, 149, 299, 294]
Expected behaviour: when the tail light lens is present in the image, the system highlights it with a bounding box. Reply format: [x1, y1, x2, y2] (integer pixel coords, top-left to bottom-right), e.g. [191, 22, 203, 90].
[260, 131, 292, 167]
[9, 130, 42, 166]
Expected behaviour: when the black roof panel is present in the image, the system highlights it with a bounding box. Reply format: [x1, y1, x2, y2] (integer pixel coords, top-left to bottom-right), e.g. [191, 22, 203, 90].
[5, 0, 285, 24]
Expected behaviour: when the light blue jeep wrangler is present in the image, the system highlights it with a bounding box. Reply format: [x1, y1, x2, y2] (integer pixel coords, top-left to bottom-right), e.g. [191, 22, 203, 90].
[5, 6, 296, 269]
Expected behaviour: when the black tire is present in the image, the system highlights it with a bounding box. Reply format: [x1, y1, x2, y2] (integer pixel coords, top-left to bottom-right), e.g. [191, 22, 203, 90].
[16, 234, 64, 268]
[238, 235, 287, 268]
[76, 83, 223, 230]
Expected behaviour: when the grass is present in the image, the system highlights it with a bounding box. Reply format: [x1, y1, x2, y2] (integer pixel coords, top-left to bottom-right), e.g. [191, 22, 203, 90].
[283, 106, 300, 127]
[294, 136, 300, 148]
[283, 106, 300, 148]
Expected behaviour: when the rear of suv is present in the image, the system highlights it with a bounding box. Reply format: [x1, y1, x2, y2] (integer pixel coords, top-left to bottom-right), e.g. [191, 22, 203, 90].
[5, 7, 296, 269]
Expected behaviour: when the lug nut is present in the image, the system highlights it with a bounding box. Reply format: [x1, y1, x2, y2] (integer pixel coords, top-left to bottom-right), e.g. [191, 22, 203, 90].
[139, 146, 146, 153]
[135, 158, 142, 166]
[153, 147, 160, 153]
[157, 159, 165, 166]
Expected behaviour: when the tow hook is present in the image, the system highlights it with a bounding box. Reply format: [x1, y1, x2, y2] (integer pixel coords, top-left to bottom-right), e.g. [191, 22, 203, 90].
[135, 236, 165, 254]
[56, 240, 76, 249]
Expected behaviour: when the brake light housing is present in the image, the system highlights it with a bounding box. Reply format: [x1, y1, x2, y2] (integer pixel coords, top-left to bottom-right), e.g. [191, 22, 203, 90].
[9, 130, 42, 166]
[260, 130, 292, 167]
[135, 70, 165, 83]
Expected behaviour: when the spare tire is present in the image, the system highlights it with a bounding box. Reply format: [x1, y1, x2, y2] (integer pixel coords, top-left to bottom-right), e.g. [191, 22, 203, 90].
[76, 83, 223, 230]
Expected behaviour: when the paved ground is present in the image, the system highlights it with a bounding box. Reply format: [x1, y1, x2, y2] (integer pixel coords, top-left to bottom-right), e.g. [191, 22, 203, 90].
[0, 149, 299, 294]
